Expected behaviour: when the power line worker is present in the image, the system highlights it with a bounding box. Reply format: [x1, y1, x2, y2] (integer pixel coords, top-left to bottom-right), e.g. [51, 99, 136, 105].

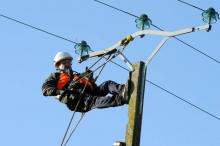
[42, 51, 131, 112]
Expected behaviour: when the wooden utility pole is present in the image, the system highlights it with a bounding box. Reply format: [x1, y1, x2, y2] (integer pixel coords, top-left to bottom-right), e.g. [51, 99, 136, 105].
[125, 61, 146, 146]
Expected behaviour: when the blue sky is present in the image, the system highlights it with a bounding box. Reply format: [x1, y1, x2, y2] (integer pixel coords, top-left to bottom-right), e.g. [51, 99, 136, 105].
[0, 0, 220, 146]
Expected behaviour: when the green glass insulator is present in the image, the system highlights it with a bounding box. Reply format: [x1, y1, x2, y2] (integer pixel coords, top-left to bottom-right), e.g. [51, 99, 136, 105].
[202, 7, 219, 24]
[135, 14, 152, 30]
[74, 40, 91, 56]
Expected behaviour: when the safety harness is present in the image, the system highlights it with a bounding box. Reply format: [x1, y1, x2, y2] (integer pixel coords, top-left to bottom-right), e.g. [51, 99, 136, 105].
[57, 72, 95, 91]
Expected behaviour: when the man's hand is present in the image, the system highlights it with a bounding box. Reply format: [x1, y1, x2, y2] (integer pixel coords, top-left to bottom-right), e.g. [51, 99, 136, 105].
[84, 66, 94, 81]
[56, 89, 80, 103]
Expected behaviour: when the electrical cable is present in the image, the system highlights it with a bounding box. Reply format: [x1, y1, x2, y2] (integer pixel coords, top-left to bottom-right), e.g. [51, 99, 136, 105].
[94, 0, 139, 18]
[63, 113, 85, 146]
[0, 13, 131, 70]
[0, 14, 77, 44]
[177, 0, 205, 11]
[146, 80, 220, 121]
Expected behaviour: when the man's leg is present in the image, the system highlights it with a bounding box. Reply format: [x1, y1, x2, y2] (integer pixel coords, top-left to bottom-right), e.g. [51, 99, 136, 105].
[89, 94, 126, 110]
[82, 80, 131, 111]
[96, 80, 124, 96]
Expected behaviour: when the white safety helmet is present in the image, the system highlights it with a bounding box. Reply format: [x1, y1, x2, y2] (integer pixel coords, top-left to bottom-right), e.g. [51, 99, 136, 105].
[54, 51, 73, 68]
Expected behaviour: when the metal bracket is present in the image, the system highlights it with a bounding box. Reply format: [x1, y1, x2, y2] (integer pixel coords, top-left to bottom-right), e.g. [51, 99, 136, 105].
[78, 48, 117, 63]
[118, 53, 134, 71]
[145, 37, 170, 65]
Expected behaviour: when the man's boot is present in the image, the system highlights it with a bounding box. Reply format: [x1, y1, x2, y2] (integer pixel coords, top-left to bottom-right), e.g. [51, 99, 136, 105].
[120, 80, 133, 104]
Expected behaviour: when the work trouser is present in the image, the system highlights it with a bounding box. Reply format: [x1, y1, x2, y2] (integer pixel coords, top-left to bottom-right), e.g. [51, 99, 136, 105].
[66, 80, 125, 112]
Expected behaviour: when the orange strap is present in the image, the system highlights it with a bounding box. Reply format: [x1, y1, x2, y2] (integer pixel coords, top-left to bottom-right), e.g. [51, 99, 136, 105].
[73, 74, 94, 90]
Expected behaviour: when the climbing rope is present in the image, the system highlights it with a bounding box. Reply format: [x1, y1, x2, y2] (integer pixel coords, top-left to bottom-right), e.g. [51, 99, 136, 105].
[60, 79, 89, 146]
[63, 113, 85, 146]
[60, 34, 131, 145]
[60, 52, 116, 146]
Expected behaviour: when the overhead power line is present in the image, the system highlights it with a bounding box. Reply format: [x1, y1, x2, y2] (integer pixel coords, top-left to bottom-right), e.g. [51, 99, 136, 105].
[147, 80, 220, 121]
[93, 0, 220, 64]
[0, 14, 77, 44]
[177, 0, 205, 11]
[0, 13, 130, 72]
[94, 0, 139, 18]
[1, 11, 219, 122]
[173, 37, 219, 63]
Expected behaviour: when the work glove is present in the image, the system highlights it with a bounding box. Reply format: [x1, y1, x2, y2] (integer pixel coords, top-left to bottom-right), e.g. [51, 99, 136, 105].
[82, 66, 94, 81]
[58, 89, 80, 104]
[64, 90, 85, 112]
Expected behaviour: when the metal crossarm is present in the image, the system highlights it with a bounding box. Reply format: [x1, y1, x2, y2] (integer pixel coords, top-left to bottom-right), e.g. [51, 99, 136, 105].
[78, 24, 210, 71]
[131, 24, 210, 37]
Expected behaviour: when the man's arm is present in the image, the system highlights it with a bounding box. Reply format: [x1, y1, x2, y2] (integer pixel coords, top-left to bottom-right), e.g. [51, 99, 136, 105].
[42, 73, 63, 96]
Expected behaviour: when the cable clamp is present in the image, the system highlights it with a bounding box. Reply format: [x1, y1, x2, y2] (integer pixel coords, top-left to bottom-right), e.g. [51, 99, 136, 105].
[120, 35, 134, 46]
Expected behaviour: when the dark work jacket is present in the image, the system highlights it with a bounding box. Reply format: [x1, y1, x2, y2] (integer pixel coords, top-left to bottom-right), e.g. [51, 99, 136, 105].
[42, 71, 97, 112]
[42, 71, 96, 97]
